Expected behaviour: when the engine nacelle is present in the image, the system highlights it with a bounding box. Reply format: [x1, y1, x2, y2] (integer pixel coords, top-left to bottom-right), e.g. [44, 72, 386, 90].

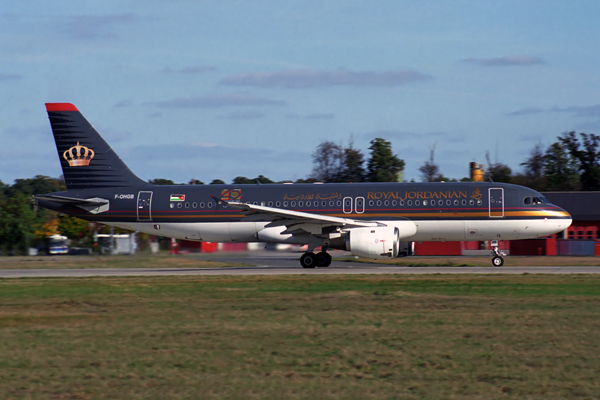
[345, 226, 400, 259]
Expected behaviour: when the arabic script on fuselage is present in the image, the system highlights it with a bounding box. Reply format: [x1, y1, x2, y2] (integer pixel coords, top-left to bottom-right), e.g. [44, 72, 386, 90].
[283, 192, 342, 201]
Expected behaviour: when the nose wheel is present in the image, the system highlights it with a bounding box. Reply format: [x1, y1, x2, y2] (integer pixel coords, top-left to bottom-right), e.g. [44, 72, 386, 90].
[300, 251, 332, 268]
[490, 240, 504, 267]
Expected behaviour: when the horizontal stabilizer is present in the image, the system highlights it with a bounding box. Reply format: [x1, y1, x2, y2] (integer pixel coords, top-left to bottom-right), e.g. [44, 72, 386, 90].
[34, 195, 110, 214]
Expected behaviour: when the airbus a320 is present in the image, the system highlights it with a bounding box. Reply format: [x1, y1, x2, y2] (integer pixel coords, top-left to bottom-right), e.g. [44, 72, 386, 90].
[34, 103, 572, 267]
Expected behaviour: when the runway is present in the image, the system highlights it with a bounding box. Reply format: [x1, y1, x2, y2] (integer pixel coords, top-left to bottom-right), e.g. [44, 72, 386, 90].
[1, 251, 600, 278]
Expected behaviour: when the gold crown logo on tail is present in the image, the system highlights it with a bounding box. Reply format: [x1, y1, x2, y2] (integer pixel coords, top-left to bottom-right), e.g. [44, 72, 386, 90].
[63, 142, 95, 167]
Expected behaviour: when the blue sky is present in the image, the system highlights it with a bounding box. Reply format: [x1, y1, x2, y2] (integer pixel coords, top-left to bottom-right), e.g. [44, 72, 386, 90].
[2, 1, 600, 185]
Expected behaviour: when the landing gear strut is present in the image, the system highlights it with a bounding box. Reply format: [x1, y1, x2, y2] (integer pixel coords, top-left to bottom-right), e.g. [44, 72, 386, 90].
[300, 251, 332, 268]
[490, 240, 504, 267]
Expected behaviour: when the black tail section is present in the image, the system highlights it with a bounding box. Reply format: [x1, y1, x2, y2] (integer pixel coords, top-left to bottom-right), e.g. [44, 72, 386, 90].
[46, 103, 148, 190]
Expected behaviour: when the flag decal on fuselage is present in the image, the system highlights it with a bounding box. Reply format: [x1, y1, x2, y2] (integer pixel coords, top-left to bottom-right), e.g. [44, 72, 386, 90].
[170, 194, 185, 202]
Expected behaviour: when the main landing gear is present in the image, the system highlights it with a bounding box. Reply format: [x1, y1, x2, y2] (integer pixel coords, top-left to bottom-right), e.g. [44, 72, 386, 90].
[490, 240, 504, 267]
[300, 251, 332, 268]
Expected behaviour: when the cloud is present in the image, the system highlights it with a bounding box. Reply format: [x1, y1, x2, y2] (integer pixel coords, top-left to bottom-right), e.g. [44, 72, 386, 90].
[114, 100, 133, 108]
[304, 113, 335, 120]
[218, 110, 265, 120]
[146, 94, 286, 108]
[64, 13, 137, 40]
[163, 66, 216, 74]
[462, 55, 545, 67]
[0, 73, 23, 81]
[287, 113, 335, 120]
[505, 107, 544, 117]
[550, 104, 600, 118]
[220, 68, 433, 88]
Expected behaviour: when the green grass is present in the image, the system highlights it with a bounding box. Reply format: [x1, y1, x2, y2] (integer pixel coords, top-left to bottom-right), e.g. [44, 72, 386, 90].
[1, 275, 600, 399]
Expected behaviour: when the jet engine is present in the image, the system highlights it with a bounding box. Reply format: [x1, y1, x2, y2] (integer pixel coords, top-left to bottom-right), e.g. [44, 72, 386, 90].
[345, 226, 400, 259]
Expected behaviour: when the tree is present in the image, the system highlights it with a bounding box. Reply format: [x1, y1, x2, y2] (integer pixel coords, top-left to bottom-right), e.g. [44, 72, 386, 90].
[519, 144, 547, 190]
[0, 192, 39, 254]
[338, 140, 366, 183]
[558, 132, 600, 191]
[232, 175, 274, 184]
[6, 175, 65, 197]
[58, 215, 90, 241]
[366, 138, 405, 182]
[149, 178, 178, 185]
[210, 179, 225, 185]
[418, 144, 448, 182]
[310, 141, 344, 182]
[544, 141, 580, 191]
[484, 151, 513, 183]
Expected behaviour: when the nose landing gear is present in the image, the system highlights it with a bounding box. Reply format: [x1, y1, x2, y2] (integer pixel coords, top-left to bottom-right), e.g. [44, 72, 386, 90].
[490, 240, 505, 267]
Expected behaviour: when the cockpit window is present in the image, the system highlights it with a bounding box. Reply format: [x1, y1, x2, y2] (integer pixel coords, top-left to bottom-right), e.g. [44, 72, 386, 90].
[524, 196, 547, 206]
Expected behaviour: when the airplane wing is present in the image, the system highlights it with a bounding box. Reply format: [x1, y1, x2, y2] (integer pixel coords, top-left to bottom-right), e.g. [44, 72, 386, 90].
[227, 201, 383, 235]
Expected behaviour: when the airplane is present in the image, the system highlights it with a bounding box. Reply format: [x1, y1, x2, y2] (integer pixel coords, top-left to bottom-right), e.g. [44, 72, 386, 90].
[34, 103, 572, 268]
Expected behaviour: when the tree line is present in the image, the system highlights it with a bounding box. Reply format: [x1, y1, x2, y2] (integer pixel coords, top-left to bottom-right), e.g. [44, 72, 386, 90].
[1, 132, 598, 254]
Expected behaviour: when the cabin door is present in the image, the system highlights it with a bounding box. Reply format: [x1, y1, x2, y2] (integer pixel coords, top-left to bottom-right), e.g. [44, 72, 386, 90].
[488, 188, 504, 218]
[137, 191, 153, 221]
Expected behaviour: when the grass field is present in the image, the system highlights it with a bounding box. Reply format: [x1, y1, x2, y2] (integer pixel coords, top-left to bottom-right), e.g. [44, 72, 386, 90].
[1, 273, 600, 399]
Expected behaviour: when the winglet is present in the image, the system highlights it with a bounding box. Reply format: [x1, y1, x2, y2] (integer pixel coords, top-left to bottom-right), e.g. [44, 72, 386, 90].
[45, 103, 79, 112]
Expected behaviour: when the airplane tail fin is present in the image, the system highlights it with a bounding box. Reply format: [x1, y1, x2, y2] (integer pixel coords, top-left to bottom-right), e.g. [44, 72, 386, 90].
[45, 103, 148, 190]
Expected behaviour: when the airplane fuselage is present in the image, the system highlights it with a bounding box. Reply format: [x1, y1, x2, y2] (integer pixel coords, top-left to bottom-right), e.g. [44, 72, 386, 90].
[39, 181, 571, 244]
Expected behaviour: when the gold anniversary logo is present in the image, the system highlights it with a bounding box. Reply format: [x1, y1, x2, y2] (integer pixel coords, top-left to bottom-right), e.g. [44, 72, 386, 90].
[63, 142, 95, 167]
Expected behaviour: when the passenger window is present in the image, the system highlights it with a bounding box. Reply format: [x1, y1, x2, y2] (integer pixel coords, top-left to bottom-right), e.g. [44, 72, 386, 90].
[283, 201, 288, 207]
[407, 200, 412, 206]
[268, 201, 273, 207]
[377, 200, 382, 206]
[192, 202, 198, 208]
[462, 200, 466, 206]
[170, 203, 175, 209]
[298, 201, 303, 207]
[446, 200, 451, 206]
[276, 201, 281, 207]
[291, 201, 296, 207]
[469, 199, 474, 206]
[454, 200, 459, 205]
[199, 202, 205, 208]
[415, 200, 421, 206]
[392, 200, 397, 206]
